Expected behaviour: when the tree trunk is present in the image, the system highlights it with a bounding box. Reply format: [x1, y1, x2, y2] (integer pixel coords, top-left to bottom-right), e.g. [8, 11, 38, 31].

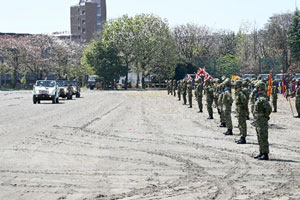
[136, 72, 140, 89]
[142, 72, 145, 89]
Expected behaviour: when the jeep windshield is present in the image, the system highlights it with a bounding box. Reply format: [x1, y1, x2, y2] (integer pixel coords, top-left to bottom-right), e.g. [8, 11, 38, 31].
[36, 80, 56, 87]
[69, 81, 78, 86]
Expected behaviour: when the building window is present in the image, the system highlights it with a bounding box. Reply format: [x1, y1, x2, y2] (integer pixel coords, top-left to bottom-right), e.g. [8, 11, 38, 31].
[97, 24, 101, 32]
[82, 19, 86, 24]
[97, 16, 101, 23]
[81, 10, 85, 15]
[82, 28, 86, 34]
[78, 26, 81, 31]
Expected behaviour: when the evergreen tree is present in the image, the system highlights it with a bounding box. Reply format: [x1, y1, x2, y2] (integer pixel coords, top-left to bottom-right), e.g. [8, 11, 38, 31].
[288, 8, 300, 63]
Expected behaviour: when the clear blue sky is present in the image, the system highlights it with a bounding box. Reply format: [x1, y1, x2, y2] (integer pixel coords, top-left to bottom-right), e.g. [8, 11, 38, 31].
[0, 0, 298, 34]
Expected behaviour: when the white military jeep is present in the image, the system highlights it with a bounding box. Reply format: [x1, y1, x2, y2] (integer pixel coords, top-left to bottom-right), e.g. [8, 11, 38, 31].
[32, 80, 60, 104]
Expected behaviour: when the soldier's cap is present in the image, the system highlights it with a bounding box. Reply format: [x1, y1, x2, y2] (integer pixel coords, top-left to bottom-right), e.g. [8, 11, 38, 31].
[256, 81, 266, 90]
[235, 79, 243, 87]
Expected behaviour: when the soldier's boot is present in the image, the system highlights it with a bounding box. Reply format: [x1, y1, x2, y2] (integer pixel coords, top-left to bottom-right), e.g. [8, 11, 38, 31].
[258, 153, 269, 160]
[294, 114, 300, 118]
[189, 103, 192, 108]
[219, 123, 226, 127]
[273, 109, 277, 113]
[200, 109, 203, 113]
[246, 116, 250, 120]
[254, 152, 262, 159]
[224, 129, 233, 135]
[207, 115, 213, 119]
[236, 137, 246, 144]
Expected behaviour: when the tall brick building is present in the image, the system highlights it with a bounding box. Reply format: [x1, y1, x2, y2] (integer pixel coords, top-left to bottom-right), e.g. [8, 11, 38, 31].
[70, 0, 107, 43]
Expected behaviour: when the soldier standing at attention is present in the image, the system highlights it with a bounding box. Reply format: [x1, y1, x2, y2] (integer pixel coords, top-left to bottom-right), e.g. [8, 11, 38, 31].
[250, 87, 258, 118]
[295, 79, 300, 118]
[205, 79, 214, 119]
[271, 80, 278, 112]
[177, 80, 182, 101]
[242, 80, 251, 120]
[235, 79, 248, 144]
[218, 84, 226, 127]
[173, 80, 177, 97]
[223, 79, 233, 136]
[182, 80, 187, 105]
[187, 80, 193, 108]
[196, 78, 203, 113]
[253, 81, 272, 160]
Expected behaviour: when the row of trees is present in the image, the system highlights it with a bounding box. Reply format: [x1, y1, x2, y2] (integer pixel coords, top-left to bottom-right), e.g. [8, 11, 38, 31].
[1, 9, 300, 89]
[83, 9, 300, 89]
[0, 35, 87, 88]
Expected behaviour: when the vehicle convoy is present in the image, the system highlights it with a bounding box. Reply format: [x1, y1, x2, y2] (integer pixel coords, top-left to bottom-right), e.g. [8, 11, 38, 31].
[32, 80, 60, 104]
[68, 81, 81, 98]
[88, 75, 97, 90]
[57, 80, 73, 99]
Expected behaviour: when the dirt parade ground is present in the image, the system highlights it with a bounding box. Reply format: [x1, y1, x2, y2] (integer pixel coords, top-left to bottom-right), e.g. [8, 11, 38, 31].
[0, 90, 300, 200]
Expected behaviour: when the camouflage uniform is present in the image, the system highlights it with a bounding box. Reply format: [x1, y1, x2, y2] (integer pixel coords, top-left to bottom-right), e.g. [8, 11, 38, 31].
[295, 80, 300, 118]
[235, 80, 247, 143]
[218, 84, 226, 127]
[250, 88, 257, 117]
[173, 80, 177, 97]
[271, 81, 278, 112]
[167, 81, 170, 95]
[196, 79, 203, 112]
[187, 80, 193, 108]
[182, 80, 187, 105]
[223, 79, 233, 135]
[253, 81, 272, 160]
[205, 79, 214, 119]
[177, 81, 182, 101]
[242, 81, 251, 120]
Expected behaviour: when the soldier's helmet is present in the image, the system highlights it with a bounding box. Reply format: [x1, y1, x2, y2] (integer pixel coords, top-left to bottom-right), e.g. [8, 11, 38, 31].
[242, 80, 248, 87]
[224, 78, 231, 87]
[256, 81, 266, 90]
[235, 79, 243, 87]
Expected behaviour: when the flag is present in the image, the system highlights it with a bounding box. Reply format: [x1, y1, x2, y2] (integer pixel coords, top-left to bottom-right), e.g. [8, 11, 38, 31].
[232, 75, 241, 82]
[186, 74, 193, 81]
[281, 75, 288, 100]
[197, 68, 206, 76]
[267, 73, 273, 97]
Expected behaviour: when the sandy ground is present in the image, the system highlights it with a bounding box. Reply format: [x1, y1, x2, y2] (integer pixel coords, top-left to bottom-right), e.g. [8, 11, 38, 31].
[0, 90, 300, 200]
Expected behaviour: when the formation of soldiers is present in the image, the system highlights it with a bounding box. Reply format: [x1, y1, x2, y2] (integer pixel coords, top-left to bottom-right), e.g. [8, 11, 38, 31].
[166, 77, 300, 161]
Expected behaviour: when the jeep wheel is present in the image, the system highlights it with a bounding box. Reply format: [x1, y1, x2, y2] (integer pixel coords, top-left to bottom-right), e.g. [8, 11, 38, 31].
[33, 96, 37, 104]
[67, 93, 71, 100]
[52, 96, 56, 104]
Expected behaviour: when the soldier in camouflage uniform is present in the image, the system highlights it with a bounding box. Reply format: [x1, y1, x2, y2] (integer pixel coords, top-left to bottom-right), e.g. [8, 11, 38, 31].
[173, 80, 177, 97]
[187, 80, 193, 108]
[250, 86, 258, 118]
[195, 78, 203, 112]
[253, 81, 272, 160]
[182, 80, 187, 105]
[235, 79, 248, 144]
[271, 80, 278, 112]
[167, 81, 170, 95]
[295, 79, 300, 118]
[218, 84, 226, 127]
[213, 79, 219, 110]
[177, 80, 182, 101]
[223, 78, 233, 135]
[242, 80, 251, 120]
[205, 79, 214, 119]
